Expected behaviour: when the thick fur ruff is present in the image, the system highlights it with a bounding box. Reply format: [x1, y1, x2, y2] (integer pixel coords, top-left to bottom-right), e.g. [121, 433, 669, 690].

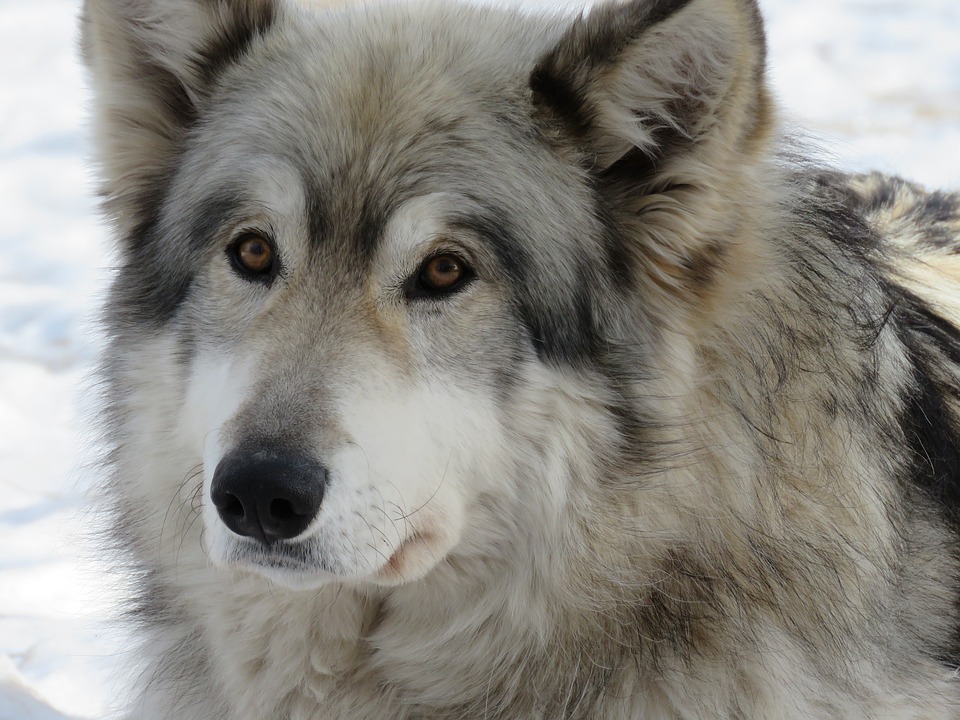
[81, 0, 960, 717]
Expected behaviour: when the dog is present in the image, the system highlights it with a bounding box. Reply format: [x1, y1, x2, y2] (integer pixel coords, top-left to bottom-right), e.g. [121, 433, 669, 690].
[81, 0, 960, 717]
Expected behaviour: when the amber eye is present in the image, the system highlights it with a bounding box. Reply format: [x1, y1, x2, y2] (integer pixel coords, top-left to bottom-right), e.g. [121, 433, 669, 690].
[231, 234, 275, 278]
[418, 254, 467, 293]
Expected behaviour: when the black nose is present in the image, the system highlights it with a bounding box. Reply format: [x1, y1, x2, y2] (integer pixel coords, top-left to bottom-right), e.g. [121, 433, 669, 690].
[211, 448, 327, 543]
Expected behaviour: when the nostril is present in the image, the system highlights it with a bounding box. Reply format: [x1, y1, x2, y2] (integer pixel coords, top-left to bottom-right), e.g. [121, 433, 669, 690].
[218, 493, 245, 519]
[269, 498, 302, 522]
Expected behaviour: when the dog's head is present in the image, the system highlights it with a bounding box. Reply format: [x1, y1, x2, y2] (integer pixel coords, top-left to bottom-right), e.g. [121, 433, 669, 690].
[83, 0, 770, 588]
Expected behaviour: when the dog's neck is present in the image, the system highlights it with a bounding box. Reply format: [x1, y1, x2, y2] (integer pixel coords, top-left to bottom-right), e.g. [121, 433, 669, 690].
[198, 525, 659, 718]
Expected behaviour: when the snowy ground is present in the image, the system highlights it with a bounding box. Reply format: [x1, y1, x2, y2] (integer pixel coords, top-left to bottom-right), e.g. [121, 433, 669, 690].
[0, 0, 958, 717]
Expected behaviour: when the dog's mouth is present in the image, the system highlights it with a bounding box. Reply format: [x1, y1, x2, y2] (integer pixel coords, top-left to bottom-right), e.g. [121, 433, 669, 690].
[223, 546, 349, 590]
[220, 529, 444, 588]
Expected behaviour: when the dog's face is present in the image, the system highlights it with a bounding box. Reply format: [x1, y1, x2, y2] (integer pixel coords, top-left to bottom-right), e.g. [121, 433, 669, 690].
[179, 163, 589, 587]
[103, 5, 615, 588]
[84, 0, 767, 588]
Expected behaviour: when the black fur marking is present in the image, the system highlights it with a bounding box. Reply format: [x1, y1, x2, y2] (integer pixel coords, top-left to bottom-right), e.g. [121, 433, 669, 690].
[528, 63, 594, 138]
[111, 190, 244, 329]
[186, 191, 247, 253]
[112, 223, 195, 330]
[795, 171, 882, 254]
[449, 210, 528, 285]
[901, 299, 960, 373]
[450, 208, 601, 366]
[685, 241, 727, 290]
[354, 194, 390, 262]
[523, 275, 601, 366]
[193, 1, 277, 87]
[598, 352, 662, 469]
[913, 191, 960, 251]
[894, 295, 960, 665]
[632, 547, 724, 663]
[109, 169, 181, 329]
[920, 191, 960, 225]
[596, 205, 636, 290]
[300, 173, 330, 250]
[743, 0, 768, 68]
[920, 225, 959, 253]
[598, 146, 663, 187]
[901, 361, 960, 529]
[142, 60, 200, 129]
[307, 157, 406, 262]
[865, 179, 900, 212]
[819, 173, 960, 253]
[570, 0, 697, 68]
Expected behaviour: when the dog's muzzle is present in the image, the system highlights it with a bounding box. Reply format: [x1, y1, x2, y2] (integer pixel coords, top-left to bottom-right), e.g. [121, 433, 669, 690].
[211, 447, 328, 544]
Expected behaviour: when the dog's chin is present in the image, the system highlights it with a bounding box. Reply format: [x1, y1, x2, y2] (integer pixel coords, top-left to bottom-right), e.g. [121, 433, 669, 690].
[248, 564, 344, 591]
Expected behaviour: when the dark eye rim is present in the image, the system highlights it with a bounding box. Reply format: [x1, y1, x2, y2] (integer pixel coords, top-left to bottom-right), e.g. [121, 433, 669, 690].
[227, 232, 280, 283]
[405, 252, 475, 301]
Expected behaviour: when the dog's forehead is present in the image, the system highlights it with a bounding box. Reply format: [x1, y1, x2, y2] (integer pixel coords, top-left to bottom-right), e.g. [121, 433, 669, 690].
[184, 5, 590, 258]
[210, 3, 552, 159]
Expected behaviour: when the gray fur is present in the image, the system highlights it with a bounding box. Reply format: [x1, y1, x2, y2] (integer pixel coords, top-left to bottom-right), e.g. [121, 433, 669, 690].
[82, 0, 960, 718]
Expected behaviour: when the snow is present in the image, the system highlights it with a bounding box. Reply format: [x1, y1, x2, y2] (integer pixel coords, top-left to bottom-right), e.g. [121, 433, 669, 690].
[0, 0, 957, 716]
[763, 0, 960, 188]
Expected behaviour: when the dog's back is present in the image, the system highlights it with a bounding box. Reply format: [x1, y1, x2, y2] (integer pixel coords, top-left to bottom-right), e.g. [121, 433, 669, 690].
[842, 173, 960, 322]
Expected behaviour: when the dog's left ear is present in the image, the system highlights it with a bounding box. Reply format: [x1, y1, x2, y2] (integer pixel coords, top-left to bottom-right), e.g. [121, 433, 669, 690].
[531, 0, 773, 296]
[531, 0, 770, 172]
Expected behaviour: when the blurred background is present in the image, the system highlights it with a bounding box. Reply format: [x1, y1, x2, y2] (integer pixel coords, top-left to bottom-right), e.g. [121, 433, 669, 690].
[0, 0, 958, 716]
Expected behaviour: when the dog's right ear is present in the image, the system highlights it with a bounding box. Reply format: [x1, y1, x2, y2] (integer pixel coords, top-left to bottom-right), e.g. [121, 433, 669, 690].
[81, 0, 277, 237]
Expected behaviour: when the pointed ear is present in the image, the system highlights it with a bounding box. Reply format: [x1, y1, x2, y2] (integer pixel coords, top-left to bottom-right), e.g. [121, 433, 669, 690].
[531, 0, 770, 171]
[81, 0, 277, 236]
[530, 0, 774, 299]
